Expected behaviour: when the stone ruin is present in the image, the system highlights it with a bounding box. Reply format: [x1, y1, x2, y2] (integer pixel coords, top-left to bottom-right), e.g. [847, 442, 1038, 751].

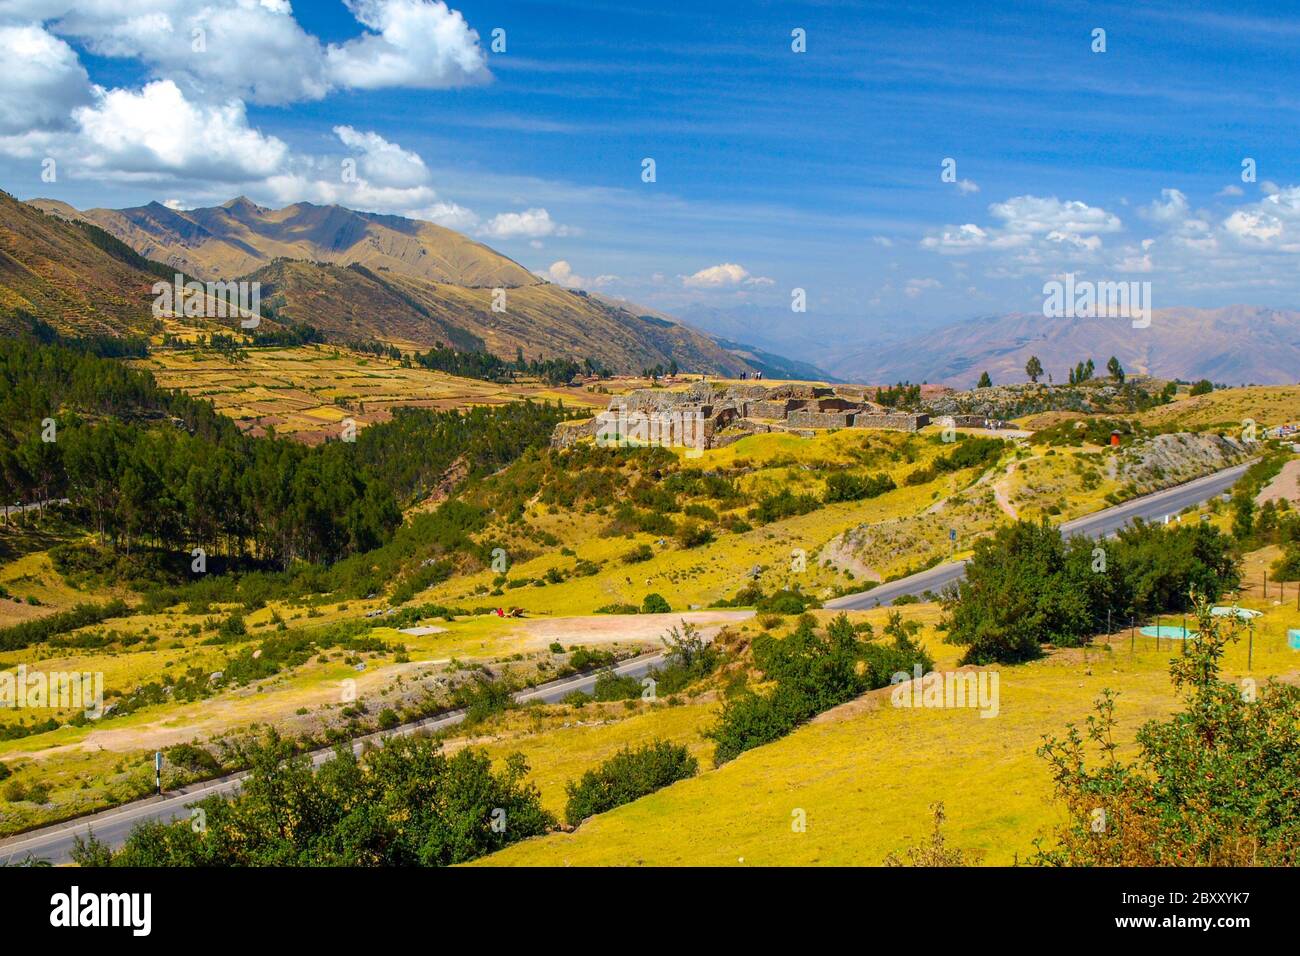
[551, 382, 929, 451]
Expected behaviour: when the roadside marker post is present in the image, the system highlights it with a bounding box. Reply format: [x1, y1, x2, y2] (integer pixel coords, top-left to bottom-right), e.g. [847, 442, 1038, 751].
[155, 750, 162, 795]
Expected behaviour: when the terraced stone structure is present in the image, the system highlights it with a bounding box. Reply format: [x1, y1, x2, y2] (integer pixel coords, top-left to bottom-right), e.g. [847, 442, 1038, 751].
[551, 381, 929, 450]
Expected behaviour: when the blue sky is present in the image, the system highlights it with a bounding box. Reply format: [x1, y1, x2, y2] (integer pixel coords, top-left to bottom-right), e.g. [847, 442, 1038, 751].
[5, 0, 1300, 357]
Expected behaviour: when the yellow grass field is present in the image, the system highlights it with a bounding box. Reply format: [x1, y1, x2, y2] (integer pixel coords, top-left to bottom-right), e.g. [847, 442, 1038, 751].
[1137, 385, 1300, 432]
[476, 582, 1300, 867]
[133, 342, 606, 443]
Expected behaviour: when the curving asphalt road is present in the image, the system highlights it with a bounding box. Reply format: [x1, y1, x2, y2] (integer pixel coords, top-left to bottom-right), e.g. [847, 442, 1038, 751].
[0, 648, 674, 865]
[825, 460, 1252, 610]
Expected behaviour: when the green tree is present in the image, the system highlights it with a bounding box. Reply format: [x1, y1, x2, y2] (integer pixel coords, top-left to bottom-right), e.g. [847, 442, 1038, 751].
[641, 592, 671, 613]
[977, 370, 992, 388]
[1106, 356, 1125, 382]
[1025, 355, 1043, 383]
[1231, 494, 1255, 541]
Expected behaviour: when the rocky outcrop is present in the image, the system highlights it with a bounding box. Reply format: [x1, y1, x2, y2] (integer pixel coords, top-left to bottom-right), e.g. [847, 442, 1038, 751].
[1115, 433, 1254, 492]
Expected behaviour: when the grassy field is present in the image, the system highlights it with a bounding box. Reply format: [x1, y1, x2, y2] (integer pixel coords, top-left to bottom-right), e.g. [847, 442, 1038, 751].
[133, 340, 606, 443]
[1136, 385, 1300, 432]
[474, 566, 1300, 866]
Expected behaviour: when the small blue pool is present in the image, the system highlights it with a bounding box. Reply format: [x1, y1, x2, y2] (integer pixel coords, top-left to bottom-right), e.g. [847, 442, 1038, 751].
[1140, 625, 1196, 639]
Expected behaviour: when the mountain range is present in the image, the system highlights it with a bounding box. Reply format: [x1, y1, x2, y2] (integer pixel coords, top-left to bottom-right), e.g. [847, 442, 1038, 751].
[826, 307, 1300, 388]
[7, 189, 1298, 388]
[13, 193, 816, 377]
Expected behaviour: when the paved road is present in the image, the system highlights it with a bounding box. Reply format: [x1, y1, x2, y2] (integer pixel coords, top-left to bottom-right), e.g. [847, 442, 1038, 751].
[0, 649, 671, 865]
[826, 460, 1252, 610]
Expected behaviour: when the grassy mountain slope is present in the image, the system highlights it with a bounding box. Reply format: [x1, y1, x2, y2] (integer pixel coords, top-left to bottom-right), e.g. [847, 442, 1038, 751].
[0, 191, 161, 338]
[27, 195, 775, 375]
[245, 259, 484, 351]
[44, 196, 536, 288]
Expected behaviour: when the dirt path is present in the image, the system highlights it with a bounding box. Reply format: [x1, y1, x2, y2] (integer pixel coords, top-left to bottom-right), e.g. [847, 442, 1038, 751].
[993, 461, 1020, 520]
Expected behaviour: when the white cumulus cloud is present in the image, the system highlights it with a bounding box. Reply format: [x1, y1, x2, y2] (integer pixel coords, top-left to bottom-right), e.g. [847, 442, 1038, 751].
[325, 0, 490, 92]
[72, 80, 289, 181]
[680, 262, 772, 288]
[0, 24, 91, 134]
[479, 207, 568, 240]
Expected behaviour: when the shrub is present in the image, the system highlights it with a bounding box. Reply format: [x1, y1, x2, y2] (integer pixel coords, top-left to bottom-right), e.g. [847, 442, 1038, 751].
[563, 740, 698, 826]
[165, 743, 219, 774]
[824, 471, 896, 503]
[0, 599, 130, 652]
[569, 646, 617, 670]
[622, 544, 654, 564]
[647, 622, 719, 694]
[641, 593, 671, 614]
[675, 519, 714, 549]
[707, 613, 931, 764]
[904, 436, 1005, 486]
[749, 489, 821, 524]
[453, 674, 515, 725]
[594, 602, 639, 615]
[884, 803, 983, 866]
[756, 588, 817, 615]
[1272, 541, 1300, 582]
[592, 668, 642, 701]
[74, 731, 554, 866]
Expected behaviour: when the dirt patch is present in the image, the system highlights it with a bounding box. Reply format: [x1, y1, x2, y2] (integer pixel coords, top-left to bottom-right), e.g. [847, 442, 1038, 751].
[504, 610, 755, 651]
[1256, 457, 1300, 507]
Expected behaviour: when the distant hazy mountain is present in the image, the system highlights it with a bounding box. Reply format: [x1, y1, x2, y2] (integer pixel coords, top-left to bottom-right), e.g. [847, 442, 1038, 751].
[673, 302, 851, 366]
[23, 195, 814, 377]
[828, 307, 1300, 388]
